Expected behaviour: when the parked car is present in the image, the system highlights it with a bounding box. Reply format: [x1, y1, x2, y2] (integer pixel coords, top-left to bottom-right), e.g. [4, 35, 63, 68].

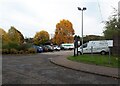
[54, 45, 60, 51]
[44, 45, 54, 52]
[33, 45, 43, 53]
[60, 43, 74, 50]
[40, 45, 49, 52]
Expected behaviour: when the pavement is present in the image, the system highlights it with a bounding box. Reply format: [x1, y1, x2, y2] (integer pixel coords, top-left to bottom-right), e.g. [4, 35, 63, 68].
[50, 54, 119, 79]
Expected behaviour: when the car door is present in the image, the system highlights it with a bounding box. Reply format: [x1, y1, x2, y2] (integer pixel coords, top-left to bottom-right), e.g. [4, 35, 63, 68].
[83, 43, 90, 53]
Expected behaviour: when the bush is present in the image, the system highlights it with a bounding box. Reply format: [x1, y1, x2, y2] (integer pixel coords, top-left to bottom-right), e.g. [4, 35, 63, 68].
[2, 42, 36, 54]
[2, 42, 19, 50]
[27, 48, 36, 53]
[18, 50, 24, 54]
[9, 42, 19, 50]
[2, 49, 9, 54]
[17, 43, 32, 51]
[25, 50, 29, 54]
[2, 44, 9, 49]
[0, 49, 2, 54]
[10, 49, 18, 54]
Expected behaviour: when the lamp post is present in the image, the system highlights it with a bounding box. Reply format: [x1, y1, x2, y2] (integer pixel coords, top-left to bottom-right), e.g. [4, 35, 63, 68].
[78, 7, 86, 55]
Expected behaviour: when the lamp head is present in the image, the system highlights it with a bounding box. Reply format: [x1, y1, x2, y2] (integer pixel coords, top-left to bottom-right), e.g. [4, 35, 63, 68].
[83, 7, 87, 10]
[78, 7, 81, 10]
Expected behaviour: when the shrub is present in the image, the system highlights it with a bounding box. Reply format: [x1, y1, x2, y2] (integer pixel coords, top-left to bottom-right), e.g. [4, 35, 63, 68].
[0, 49, 2, 54]
[2, 42, 35, 54]
[25, 50, 29, 54]
[10, 49, 18, 54]
[27, 48, 36, 53]
[2, 49, 9, 54]
[2, 42, 19, 50]
[17, 43, 32, 51]
[8, 42, 19, 50]
[2, 44, 9, 49]
[18, 50, 24, 54]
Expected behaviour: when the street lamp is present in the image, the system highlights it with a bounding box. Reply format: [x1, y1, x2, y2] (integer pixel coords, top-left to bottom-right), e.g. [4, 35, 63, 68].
[78, 7, 87, 55]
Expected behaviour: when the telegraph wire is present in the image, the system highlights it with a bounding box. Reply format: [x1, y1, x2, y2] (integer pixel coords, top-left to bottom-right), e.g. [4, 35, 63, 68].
[97, 0, 104, 23]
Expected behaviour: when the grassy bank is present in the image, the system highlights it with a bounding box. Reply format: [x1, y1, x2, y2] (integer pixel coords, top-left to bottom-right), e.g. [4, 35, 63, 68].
[68, 54, 120, 68]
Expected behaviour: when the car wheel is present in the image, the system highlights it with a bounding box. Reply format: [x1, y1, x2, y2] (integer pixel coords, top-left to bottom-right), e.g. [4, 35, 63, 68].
[101, 51, 106, 55]
[78, 51, 82, 55]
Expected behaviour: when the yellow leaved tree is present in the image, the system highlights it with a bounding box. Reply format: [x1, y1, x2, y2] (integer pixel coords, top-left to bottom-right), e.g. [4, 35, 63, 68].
[8, 26, 24, 44]
[52, 19, 75, 45]
[34, 30, 49, 45]
[0, 28, 10, 45]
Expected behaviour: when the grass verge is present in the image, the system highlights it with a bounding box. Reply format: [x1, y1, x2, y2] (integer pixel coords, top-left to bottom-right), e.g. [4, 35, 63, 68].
[67, 54, 120, 68]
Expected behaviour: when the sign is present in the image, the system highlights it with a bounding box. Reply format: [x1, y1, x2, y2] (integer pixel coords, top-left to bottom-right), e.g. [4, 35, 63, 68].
[74, 35, 79, 56]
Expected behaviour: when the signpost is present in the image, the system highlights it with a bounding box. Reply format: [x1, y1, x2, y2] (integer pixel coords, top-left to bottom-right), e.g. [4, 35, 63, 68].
[74, 36, 79, 56]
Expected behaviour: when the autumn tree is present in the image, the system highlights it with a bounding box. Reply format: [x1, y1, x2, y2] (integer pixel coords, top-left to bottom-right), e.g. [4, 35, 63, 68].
[53, 19, 75, 45]
[34, 30, 49, 45]
[8, 26, 24, 44]
[0, 28, 10, 45]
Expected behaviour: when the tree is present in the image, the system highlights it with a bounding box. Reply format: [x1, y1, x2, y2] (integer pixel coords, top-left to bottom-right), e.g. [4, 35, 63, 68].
[8, 26, 24, 44]
[34, 30, 49, 45]
[24, 37, 33, 44]
[53, 19, 75, 45]
[83, 35, 104, 43]
[0, 28, 10, 45]
[103, 9, 120, 39]
[103, 17, 120, 39]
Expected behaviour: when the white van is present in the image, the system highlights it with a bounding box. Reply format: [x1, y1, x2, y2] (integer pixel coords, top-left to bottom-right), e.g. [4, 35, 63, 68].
[60, 43, 74, 50]
[78, 40, 113, 55]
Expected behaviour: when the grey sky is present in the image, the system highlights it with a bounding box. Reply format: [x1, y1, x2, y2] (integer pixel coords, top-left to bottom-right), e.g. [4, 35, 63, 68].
[0, 0, 119, 38]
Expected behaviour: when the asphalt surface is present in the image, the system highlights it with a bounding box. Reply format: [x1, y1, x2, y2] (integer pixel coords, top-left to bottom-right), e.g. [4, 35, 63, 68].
[2, 51, 119, 84]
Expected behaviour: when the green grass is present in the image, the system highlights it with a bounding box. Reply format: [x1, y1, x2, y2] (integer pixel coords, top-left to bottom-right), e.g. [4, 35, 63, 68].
[68, 54, 120, 68]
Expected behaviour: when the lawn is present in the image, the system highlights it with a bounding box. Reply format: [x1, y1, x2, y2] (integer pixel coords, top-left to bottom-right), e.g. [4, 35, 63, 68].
[67, 54, 120, 68]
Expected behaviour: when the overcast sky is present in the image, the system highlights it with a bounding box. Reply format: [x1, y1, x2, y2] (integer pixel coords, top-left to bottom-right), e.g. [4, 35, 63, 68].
[0, 0, 119, 38]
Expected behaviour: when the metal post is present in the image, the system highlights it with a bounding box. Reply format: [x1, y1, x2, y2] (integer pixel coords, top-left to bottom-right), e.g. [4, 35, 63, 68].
[74, 40, 76, 57]
[91, 46, 93, 55]
[77, 38, 78, 56]
[109, 47, 111, 64]
[81, 10, 83, 55]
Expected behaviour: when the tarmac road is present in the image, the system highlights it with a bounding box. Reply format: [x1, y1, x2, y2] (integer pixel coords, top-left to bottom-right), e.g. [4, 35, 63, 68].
[2, 51, 119, 84]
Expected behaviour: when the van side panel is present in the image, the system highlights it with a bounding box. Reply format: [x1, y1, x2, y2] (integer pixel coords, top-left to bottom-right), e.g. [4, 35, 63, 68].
[79, 40, 113, 54]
